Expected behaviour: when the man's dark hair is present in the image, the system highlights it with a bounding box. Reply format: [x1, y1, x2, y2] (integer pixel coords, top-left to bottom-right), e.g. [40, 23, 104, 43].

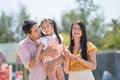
[22, 20, 37, 34]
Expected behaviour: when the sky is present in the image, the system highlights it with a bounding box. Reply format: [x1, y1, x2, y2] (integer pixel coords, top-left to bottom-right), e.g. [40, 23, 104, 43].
[0, 0, 120, 23]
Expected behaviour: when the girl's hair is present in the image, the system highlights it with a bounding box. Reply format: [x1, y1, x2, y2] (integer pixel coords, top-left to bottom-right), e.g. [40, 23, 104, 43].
[69, 20, 88, 60]
[40, 18, 61, 44]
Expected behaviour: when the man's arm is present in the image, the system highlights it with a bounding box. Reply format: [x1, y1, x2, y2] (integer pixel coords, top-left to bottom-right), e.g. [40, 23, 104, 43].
[38, 46, 58, 61]
[17, 44, 35, 69]
[28, 58, 35, 69]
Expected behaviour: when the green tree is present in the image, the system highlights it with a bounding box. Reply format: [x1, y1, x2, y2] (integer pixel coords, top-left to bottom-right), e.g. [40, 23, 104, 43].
[101, 18, 120, 49]
[0, 5, 30, 43]
[61, 32, 70, 46]
[61, 0, 105, 47]
[15, 5, 30, 42]
[88, 14, 105, 46]
[0, 11, 15, 43]
[61, 10, 78, 33]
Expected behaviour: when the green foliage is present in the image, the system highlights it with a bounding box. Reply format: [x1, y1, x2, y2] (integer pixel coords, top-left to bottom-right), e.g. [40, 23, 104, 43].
[61, 0, 105, 48]
[61, 10, 78, 33]
[0, 12, 15, 43]
[100, 19, 120, 49]
[88, 14, 105, 46]
[0, 5, 30, 43]
[15, 5, 30, 42]
[61, 32, 70, 46]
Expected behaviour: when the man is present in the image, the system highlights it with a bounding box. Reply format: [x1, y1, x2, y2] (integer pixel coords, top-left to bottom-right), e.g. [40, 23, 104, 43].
[17, 20, 61, 80]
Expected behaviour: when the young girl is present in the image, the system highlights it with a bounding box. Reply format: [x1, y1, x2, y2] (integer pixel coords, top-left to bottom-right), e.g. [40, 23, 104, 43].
[36, 18, 65, 80]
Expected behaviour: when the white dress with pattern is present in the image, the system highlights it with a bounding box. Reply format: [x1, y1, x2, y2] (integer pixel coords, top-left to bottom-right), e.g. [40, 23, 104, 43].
[37, 34, 64, 67]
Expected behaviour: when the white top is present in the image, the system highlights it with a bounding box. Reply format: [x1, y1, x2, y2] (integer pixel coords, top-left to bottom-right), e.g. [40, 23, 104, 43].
[37, 34, 64, 50]
[37, 34, 64, 67]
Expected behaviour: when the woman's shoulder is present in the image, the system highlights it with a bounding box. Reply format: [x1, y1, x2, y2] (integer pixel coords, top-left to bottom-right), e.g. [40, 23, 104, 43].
[87, 42, 97, 54]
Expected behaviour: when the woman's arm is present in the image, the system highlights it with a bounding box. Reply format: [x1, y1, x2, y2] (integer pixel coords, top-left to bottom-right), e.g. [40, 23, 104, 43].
[77, 42, 97, 70]
[77, 52, 97, 70]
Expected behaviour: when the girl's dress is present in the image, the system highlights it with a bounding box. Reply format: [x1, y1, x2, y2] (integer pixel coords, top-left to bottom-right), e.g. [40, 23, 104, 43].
[37, 34, 64, 68]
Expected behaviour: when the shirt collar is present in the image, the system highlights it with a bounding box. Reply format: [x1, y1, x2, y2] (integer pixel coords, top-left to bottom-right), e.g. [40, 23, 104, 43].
[25, 36, 38, 46]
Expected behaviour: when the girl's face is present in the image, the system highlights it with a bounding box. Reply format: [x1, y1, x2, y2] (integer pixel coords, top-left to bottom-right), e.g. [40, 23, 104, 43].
[72, 24, 82, 39]
[41, 21, 53, 35]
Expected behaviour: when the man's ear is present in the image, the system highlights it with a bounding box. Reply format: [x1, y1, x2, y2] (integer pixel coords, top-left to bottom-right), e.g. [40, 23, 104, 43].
[27, 33, 31, 37]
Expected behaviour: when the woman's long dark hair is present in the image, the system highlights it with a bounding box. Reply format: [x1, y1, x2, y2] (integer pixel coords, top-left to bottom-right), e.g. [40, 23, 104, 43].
[69, 21, 88, 60]
[40, 18, 61, 44]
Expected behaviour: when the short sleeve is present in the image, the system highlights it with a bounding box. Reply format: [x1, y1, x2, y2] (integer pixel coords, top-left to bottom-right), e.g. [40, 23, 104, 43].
[87, 42, 97, 54]
[37, 37, 48, 50]
[17, 43, 31, 69]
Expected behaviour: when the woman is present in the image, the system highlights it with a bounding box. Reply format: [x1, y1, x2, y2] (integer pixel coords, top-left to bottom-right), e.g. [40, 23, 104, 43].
[64, 20, 97, 80]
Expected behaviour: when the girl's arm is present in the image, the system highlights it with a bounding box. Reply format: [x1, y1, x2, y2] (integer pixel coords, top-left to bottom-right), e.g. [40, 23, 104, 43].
[63, 55, 69, 74]
[64, 48, 77, 61]
[36, 42, 44, 62]
[63, 48, 71, 74]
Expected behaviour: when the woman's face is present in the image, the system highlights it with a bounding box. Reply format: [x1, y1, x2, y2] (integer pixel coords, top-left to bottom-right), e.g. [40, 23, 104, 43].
[72, 24, 82, 39]
[41, 21, 53, 35]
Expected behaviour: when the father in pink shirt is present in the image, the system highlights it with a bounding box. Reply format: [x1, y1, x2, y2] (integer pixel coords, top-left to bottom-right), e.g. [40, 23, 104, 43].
[17, 20, 60, 80]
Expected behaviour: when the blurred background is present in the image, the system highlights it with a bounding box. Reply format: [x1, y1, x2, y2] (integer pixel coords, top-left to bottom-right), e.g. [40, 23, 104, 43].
[0, 0, 120, 80]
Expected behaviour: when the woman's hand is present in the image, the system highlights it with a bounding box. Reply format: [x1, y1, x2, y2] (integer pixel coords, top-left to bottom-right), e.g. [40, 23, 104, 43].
[69, 54, 77, 61]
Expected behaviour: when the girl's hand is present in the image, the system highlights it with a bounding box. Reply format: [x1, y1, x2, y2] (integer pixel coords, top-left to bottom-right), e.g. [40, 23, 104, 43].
[70, 54, 77, 61]
[64, 48, 71, 58]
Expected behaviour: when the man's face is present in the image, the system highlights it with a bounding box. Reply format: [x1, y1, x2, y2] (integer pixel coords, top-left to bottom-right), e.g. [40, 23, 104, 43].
[28, 24, 41, 40]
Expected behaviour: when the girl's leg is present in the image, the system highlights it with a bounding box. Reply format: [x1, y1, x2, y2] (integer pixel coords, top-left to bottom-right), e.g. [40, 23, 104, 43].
[46, 67, 57, 80]
[56, 65, 65, 80]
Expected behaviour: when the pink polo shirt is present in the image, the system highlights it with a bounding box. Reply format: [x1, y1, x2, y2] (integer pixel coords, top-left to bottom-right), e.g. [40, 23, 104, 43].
[17, 37, 47, 80]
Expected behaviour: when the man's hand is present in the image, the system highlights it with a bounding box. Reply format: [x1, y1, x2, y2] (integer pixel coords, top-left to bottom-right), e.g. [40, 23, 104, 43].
[45, 61, 56, 72]
[29, 58, 35, 69]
